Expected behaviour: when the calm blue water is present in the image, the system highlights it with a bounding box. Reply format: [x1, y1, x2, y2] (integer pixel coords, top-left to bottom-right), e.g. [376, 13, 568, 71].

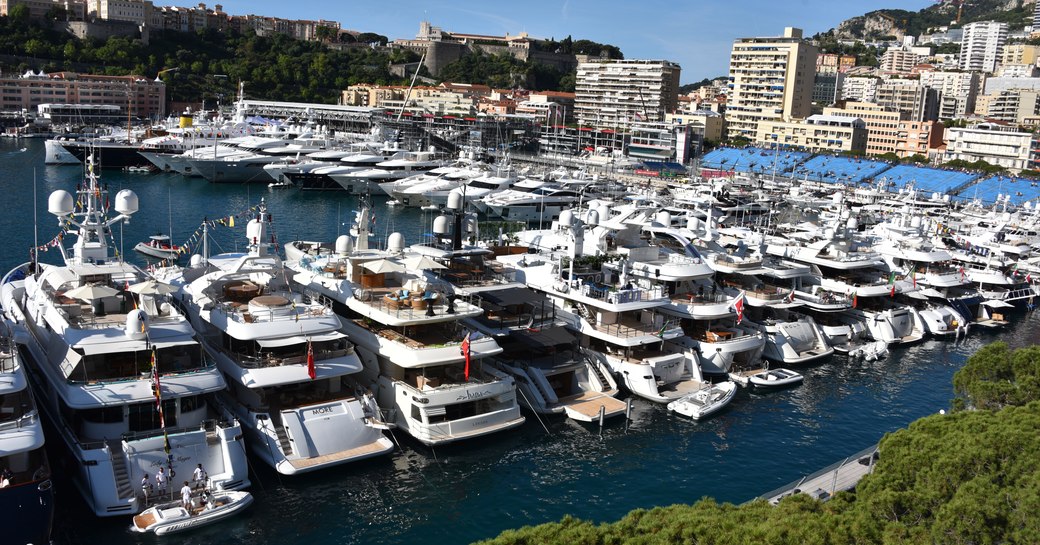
[2, 138, 1036, 545]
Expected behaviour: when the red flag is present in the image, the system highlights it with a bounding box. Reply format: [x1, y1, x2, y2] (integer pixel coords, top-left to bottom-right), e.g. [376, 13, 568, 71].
[461, 332, 472, 381]
[912, 271, 916, 289]
[852, 291, 858, 309]
[734, 292, 745, 324]
[307, 340, 316, 380]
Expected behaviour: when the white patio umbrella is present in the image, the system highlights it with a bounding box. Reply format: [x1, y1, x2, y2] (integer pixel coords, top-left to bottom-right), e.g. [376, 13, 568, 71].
[401, 255, 446, 271]
[360, 258, 405, 274]
[64, 283, 119, 301]
[127, 279, 177, 295]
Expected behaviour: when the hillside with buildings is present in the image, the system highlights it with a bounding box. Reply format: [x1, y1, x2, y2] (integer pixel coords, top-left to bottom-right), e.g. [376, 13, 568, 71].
[832, 0, 1035, 41]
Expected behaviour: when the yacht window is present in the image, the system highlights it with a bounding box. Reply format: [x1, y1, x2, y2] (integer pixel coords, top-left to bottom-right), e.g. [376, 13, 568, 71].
[180, 394, 203, 414]
[128, 400, 177, 432]
[80, 405, 123, 424]
[0, 389, 32, 422]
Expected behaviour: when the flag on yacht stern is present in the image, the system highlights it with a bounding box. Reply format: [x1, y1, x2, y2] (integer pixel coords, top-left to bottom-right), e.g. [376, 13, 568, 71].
[307, 340, 316, 380]
[461, 332, 472, 381]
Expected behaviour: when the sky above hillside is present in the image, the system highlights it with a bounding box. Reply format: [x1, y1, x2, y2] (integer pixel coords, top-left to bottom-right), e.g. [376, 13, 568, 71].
[213, 0, 932, 83]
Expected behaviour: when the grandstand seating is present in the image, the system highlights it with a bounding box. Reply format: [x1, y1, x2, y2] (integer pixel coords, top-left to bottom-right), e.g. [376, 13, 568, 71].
[874, 164, 979, 193]
[791, 155, 891, 184]
[700, 147, 808, 176]
[957, 176, 1040, 205]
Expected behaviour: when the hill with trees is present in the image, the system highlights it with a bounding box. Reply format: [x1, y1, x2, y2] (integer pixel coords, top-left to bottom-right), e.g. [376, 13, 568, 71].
[475, 340, 1040, 544]
[0, 9, 619, 104]
[830, 0, 1035, 42]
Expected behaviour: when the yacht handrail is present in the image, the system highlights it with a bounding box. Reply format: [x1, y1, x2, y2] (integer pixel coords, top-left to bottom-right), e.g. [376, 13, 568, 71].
[0, 410, 39, 432]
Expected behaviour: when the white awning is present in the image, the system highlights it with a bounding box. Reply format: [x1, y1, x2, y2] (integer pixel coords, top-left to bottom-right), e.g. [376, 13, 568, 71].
[981, 299, 1014, 309]
[904, 291, 929, 300]
[256, 331, 345, 348]
[919, 288, 945, 298]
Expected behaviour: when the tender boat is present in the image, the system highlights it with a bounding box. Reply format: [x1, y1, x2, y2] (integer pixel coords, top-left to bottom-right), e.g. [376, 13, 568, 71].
[747, 367, 804, 389]
[134, 234, 182, 260]
[268, 180, 292, 190]
[666, 381, 737, 420]
[131, 490, 253, 536]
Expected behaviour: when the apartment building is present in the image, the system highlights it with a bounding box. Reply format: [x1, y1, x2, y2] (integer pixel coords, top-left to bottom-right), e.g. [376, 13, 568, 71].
[944, 122, 1032, 170]
[824, 101, 903, 156]
[920, 70, 981, 119]
[894, 120, 944, 159]
[959, 21, 1008, 73]
[840, 75, 880, 104]
[755, 114, 867, 154]
[816, 53, 856, 75]
[725, 27, 818, 140]
[573, 59, 681, 127]
[880, 49, 923, 74]
[1001, 44, 1040, 67]
[871, 79, 939, 122]
[0, 71, 165, 118]
[977, 89, 1040, 126]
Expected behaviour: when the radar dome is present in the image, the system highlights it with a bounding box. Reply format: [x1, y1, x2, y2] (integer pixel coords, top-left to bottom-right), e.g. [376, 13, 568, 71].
[125, 309, 149, 340]
[846, 217, 858, 230]
[586, 209, 600, 226]
[189, 254, 203, 268]
[463, 216, 478, 234]
[48, 190, 73, 217]
[433, 215, 450, 235]
[655, 211, 672, 227]
[559, 210, 574, 228]
[246, 219, 264, 244]
[335, 235, 353, 256]
[387, 232, 405, 253]
[447, 189, 464, 211]
[114, 189, 139, 216]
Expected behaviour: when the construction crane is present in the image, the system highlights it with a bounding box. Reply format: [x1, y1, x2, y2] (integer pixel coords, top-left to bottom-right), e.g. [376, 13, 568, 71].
[936, 0, 971, 25]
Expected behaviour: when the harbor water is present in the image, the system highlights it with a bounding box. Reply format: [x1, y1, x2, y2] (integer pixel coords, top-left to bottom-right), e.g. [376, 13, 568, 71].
[2, 138, 1036, 545]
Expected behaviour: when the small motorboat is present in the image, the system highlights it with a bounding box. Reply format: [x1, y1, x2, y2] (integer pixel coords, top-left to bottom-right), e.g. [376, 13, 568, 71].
[125, 165, 153, 173]
[386, 199, 401, 207]
[666, 381, 737, 420]
[268, 180, 292, 190]
[131, 490, 253, 536]
[848, 340, 889, 361]
[420, 204, 440, 211]
[748, 367, 804, 389]
[134, 234, 182, 260]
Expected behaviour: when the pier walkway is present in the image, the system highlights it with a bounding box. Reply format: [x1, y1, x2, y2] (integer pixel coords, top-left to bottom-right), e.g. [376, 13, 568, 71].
[758, 444, 879, 504]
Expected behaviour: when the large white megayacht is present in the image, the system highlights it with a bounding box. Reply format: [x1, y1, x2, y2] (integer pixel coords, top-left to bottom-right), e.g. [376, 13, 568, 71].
[157, 200, 393, 475]
[286, 196, 525, 446]
[0, 157, 250, 517]
[502, 204, 732, 406]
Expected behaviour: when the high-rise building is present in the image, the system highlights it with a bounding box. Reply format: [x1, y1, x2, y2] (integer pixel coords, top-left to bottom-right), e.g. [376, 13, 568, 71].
[573, 59, 680, 127]
[725, 27, 818, 141]
[959, 21, 1008, 73]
